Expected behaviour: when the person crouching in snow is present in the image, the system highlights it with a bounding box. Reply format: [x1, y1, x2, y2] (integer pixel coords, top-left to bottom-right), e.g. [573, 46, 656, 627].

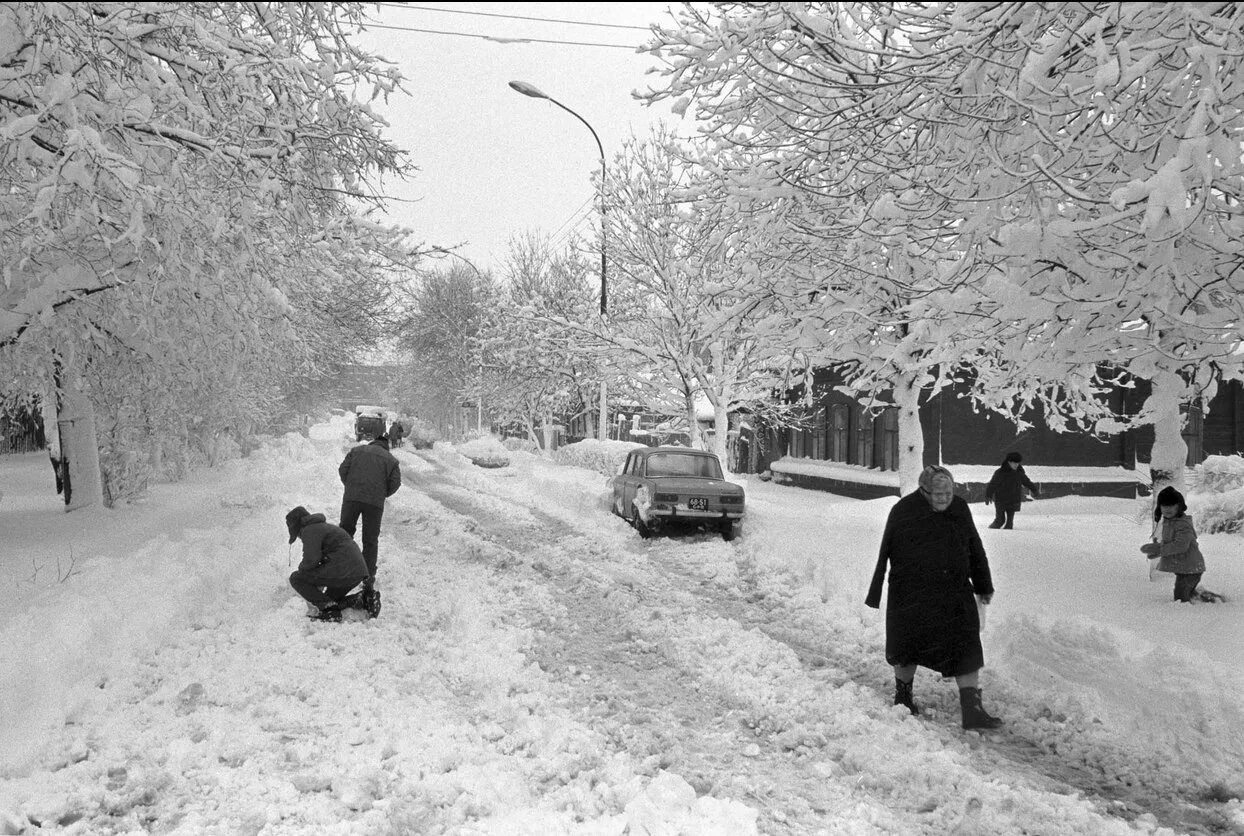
[1141, 487, 1208, 604]
[286, 505, 370, 622]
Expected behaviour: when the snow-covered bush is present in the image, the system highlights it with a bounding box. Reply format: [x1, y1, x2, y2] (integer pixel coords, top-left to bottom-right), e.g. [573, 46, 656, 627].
[1194, 455, 1244, 494]
[1188, 455, 1244, 534]
[404, 417, 439, 449]
[552, 438, 644, 476]
[501, 435, 540, 454]
[1192, 488, 1244, 535]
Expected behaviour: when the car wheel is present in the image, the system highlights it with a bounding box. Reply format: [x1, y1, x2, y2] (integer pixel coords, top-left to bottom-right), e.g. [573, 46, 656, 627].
[720, 520, 738, 542]
[631, 504, 652, 539]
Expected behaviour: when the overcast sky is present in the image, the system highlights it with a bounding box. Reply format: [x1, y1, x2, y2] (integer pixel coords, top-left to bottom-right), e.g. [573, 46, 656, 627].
[351, 2, 688, 277]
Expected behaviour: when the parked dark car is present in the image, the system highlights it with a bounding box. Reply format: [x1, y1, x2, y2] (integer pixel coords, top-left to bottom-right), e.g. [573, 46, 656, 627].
[609, 446, 745, 540]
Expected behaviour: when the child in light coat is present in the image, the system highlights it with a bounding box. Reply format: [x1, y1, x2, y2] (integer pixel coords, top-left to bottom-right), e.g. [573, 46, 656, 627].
[1140, 486, 1207, 603]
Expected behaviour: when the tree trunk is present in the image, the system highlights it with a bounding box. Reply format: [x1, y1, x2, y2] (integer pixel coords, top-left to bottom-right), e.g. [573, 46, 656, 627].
[706, 343, 731, 468]
[685, 396, 702, 450]
[39, 387, 64, 495]
[58, 386, 104, 511]
[895, 371, 924, 495]
[541, 413, 556, 452]
[1146, 370, 1189, 497]
[597, 379, 608, 442]
[710, 400, 730, 472]
[583, 401, 596, 442]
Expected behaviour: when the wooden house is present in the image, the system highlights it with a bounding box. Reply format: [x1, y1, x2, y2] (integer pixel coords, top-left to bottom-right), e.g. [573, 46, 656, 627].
[758, 369, 1244, 500]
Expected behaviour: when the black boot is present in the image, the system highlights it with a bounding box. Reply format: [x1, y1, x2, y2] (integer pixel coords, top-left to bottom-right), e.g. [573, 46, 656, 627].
[894, 678, 918, 715]
[363, 586, 381, 619]
[959, 687, 1002, 730]
[309, 604, 343, 623]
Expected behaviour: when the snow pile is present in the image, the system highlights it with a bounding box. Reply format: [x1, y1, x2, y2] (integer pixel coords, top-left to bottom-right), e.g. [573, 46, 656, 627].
[623, 771, 757, 835]
[501, 435, 541, 454]
[443, 435, 511, 468]
[552, 438, 644, 476]
[402, 417, 440, 449]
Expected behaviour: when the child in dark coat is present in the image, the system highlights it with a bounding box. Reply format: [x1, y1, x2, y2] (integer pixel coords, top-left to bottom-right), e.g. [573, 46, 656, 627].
[984, 452, 1039, 530]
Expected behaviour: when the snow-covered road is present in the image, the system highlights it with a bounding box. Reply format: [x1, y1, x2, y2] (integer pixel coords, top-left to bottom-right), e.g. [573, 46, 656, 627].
[1, 418, 1242, 834]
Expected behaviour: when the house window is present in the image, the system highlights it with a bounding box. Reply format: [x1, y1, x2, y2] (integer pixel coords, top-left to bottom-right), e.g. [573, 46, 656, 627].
[812, 407, 827, 459]
[1183, 404, 1204, 465]
[878, 408, 900, 471]
[854, 406, 873, 467]
[788, 425, 806, 458]
[830, 404, 849, 462]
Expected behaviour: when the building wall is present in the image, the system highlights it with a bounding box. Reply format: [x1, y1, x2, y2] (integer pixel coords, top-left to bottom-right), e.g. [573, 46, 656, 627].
[327, 364, 403, 412]
[1204, 379, 1244, 456]
[929, 392, 1129, 468]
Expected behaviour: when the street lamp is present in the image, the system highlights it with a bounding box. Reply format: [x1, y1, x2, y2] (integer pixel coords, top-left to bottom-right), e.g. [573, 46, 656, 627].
[509, 80, 609, 442]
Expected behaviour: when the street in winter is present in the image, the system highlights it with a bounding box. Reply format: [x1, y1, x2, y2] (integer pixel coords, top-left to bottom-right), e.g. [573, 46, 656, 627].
[4, 3, 1244, 834]
[1, 415, 1242, 834]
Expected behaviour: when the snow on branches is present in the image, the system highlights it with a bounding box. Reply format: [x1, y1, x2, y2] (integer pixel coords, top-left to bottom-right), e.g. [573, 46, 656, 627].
[644, 2, 1244, 488]
[0, 2, 416, 505]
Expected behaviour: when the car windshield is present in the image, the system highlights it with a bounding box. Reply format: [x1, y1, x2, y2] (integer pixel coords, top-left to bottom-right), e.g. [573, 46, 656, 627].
[646, 453, 723, 480]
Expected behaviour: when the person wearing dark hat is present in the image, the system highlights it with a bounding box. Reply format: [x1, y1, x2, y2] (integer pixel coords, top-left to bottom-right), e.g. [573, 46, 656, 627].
[984, 451, 1039, 530]
[866, 465, 1003, 730]
[338, 434, 402, 605]
[286, 506, 372, 622]
[1141, 486, 1208, 603]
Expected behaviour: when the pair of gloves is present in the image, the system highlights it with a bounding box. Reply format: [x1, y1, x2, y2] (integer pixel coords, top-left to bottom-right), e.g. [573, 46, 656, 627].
[1140, 542, 1161, 556]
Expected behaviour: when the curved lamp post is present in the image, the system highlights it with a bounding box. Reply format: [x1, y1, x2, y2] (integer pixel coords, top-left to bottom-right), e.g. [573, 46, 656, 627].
[509, 80, 609, 442]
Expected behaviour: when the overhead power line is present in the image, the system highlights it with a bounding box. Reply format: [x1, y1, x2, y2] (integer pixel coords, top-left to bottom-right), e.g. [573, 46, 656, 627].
[377, 3, 653, 32]
[548, 194, 597, 241]
[358, 20, 639, 50]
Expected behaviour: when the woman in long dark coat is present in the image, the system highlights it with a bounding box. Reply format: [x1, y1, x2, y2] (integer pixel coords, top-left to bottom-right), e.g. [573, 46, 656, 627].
[865, 466, 1002, 730]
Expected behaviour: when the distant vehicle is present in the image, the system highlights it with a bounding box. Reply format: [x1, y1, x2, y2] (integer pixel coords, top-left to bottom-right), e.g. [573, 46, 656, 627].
[353, 405, 388, 442]
[609, 446, 745, 541]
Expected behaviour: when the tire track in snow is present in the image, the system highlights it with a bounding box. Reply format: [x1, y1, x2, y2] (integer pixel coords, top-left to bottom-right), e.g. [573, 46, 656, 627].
[398, 459, 904, 833]
[405, 453, 1240, 835]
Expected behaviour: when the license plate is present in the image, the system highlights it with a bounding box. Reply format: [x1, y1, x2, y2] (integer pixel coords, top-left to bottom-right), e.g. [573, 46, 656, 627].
[688, 497, 708, 511]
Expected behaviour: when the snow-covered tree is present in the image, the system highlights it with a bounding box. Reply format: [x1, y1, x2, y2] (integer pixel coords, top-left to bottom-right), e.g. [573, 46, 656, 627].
[0, 2, 415, 507]
[593, 130, 808, 469]
[394, 262, 495, 438]
[483, 233, 603, 448]
[648, 3, 1244, 492]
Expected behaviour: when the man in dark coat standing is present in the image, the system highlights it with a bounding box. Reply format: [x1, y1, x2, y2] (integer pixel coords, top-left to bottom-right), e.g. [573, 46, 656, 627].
[286, 505, 370, 622]
[866, 465, 1002, 730]
[338, 434, 401, 602]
